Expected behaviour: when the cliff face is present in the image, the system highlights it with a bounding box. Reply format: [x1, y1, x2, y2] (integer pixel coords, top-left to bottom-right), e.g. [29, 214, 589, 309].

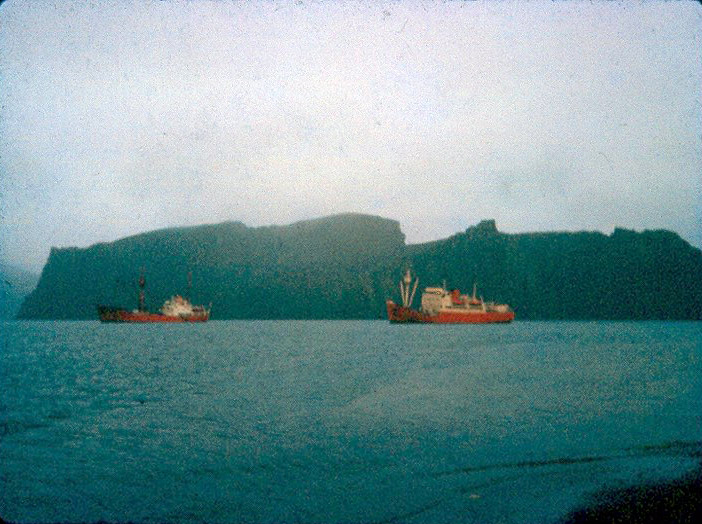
[16, 215, 702, 320]
[17, 213, 406, 320]
[410, 221, 702, 320]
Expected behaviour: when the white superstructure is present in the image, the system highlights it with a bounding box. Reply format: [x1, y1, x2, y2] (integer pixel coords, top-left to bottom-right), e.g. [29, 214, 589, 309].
[420, 283, 511, 316]
[160, 295, 203, 317]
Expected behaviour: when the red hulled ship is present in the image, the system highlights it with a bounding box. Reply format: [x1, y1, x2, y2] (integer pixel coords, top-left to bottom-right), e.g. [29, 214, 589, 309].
[97, 271, 210, 323]
[386, 270, 514, 324]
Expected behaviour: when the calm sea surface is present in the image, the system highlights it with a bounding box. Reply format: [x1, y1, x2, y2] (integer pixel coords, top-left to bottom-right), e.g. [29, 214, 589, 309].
[1, 320, 700, 523]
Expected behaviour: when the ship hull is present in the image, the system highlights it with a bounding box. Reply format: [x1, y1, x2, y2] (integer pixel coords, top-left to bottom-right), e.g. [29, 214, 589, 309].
[97, 306, 209, 323]
[386, 301, 514, 324]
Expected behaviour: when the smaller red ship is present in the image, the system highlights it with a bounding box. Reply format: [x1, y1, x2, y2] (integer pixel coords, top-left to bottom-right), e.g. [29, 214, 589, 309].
[98, 271, 210, 323]
[386, 270, 514, 324]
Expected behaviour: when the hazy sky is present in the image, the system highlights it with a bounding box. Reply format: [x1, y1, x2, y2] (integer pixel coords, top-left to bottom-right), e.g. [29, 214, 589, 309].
[1, 0, 700, 272]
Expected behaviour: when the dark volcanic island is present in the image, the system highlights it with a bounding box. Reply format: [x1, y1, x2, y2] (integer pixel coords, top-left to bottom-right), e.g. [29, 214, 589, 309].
[16, 214, 702, 320]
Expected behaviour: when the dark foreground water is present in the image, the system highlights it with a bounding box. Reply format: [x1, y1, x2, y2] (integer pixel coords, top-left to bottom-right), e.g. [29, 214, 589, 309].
[1, 320, 700, 523]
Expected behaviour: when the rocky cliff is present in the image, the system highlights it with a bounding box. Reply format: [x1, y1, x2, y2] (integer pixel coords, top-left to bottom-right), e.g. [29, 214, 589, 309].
[16, 215, 702, 320]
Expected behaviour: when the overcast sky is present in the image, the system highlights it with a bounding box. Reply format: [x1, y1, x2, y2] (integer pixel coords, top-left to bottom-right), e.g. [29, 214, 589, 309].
[1, 0, 700, 272]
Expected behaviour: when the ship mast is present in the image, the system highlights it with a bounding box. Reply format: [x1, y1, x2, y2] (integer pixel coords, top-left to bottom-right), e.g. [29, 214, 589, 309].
[400, 269, 419, 308]
[409, 278, 418, 307]
[138, 267, 146, 312]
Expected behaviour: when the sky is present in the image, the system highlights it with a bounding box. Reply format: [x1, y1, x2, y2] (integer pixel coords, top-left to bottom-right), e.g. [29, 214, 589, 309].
[1, 0, 700, 272]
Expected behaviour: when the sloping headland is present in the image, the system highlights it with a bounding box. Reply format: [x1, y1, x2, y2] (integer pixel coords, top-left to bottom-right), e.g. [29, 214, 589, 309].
[0, 263, 39, 320]
[16, 213, 702, 320]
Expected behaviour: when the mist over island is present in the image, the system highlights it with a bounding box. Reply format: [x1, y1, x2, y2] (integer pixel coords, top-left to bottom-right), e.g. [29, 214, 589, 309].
[1, 2, 700, 276]
[0, 263, 40, 319]
[14, 214, 702, 321]
[1, 2, 700, 321]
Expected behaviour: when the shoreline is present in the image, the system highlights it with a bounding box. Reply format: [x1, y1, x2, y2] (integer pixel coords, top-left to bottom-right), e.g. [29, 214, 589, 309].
[561, 464, 702, 523]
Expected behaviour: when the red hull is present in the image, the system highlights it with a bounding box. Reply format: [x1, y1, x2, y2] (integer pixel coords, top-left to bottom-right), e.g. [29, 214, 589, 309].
[97, 306, 209, 323]
[386, 301, 514, 324]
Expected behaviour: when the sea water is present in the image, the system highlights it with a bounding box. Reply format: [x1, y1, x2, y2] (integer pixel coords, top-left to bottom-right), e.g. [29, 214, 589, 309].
[1, 320, 700, 523]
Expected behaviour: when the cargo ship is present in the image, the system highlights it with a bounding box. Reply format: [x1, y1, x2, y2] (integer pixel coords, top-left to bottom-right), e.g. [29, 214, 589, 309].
[386, 270, 514, 324]
[97, 271, 210, 323]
